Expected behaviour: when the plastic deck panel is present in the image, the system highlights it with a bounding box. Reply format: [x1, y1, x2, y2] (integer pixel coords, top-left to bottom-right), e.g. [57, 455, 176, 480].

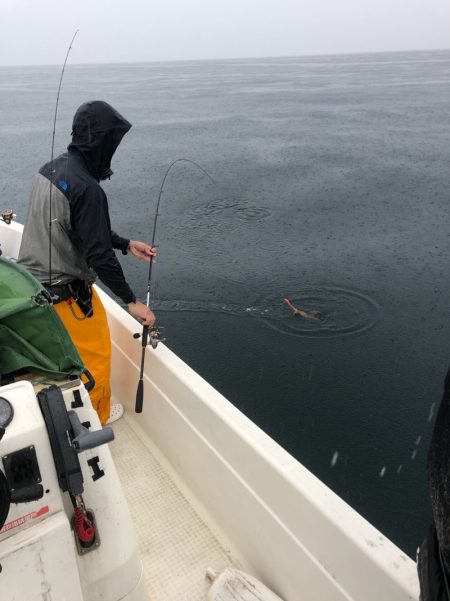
[109, 413, 236, 601]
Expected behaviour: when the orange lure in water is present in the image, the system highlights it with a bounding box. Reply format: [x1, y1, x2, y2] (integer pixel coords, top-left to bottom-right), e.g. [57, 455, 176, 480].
[284, 297, 321, 321]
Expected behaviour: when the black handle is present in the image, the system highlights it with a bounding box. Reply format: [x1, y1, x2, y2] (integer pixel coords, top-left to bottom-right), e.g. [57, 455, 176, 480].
[11, 484, 44, 503]
[83, 368, 95, 392]
[135, 379, 144, 413]
[142, 325, 149, 348]
[134, 325, 148, 414]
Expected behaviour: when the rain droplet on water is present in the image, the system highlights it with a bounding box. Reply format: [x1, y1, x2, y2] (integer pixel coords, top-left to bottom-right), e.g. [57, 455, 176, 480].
[331, 451, 339, 467]
[411, 449, 417, 460]
[415, 435, 422, 446]
[380, 466, 386, 478]
[397, 465, 403, 474]
[428, 403, 436, 422]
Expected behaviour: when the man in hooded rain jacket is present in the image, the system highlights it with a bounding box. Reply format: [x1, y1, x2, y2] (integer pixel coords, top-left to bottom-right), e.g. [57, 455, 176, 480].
[18, 100, 156, 425]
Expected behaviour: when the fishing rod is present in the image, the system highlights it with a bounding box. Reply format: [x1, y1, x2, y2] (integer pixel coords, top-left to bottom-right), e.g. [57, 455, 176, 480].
[134, 158, 215, 413]
[48, 30, 78, 293]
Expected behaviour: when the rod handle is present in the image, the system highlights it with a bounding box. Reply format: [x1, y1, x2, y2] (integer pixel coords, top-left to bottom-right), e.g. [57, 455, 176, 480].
[142, 325, 149, 347]
[135, 379, 144, 413]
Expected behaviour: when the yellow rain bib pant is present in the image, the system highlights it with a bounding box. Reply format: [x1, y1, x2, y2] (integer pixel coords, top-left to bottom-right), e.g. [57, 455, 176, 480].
[54, 288, 111, 425]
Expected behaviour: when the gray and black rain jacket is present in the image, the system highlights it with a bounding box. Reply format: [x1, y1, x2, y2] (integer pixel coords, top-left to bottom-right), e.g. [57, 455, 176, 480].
[18, 101, 136, 304]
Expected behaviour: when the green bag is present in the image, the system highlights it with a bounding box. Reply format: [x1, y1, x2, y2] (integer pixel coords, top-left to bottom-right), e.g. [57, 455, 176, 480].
[0, 257, 85, 379]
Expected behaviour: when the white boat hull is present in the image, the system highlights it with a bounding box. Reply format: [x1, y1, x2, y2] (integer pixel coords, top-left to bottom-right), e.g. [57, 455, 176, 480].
[0, 220, 419, 600]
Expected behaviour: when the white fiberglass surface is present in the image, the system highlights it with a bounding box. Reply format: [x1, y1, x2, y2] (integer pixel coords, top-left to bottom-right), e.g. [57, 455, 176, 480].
[109, 414, 237, 601]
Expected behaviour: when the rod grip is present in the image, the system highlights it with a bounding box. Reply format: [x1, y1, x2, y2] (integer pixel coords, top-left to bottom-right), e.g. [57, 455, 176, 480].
[135, 379, 144, 413]
[141, 325, 149, 348]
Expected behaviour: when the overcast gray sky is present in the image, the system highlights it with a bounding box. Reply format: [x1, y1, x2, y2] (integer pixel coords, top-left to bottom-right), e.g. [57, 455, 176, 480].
[1, 0, 449, 66]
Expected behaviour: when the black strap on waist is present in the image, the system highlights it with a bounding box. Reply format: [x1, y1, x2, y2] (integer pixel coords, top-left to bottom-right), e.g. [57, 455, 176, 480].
[45, 283, 72, 303]
[46, 280, 94, 317]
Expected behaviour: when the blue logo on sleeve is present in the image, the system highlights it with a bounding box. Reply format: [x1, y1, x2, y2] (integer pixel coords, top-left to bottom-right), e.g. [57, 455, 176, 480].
[57, 180, 69, 191]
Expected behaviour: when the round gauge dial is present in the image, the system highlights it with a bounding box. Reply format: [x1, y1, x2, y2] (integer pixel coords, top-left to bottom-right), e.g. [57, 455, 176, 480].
[0, 397, 14, 428]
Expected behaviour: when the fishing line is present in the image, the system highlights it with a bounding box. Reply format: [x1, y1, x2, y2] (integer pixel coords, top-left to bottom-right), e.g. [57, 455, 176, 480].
[134, 158, 215, 413]
[48, 29, 78, 291]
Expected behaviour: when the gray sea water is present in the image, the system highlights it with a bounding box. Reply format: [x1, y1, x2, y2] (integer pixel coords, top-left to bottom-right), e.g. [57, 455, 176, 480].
[1, 50, 450, 557]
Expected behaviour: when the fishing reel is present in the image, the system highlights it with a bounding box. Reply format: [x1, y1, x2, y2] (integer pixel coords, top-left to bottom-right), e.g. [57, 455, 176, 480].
[1, 210, 16, 225]
[133, 325, 164, 349]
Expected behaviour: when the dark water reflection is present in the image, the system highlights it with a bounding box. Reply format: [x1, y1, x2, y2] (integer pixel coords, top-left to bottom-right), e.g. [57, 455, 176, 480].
[1, 50, 450, 556]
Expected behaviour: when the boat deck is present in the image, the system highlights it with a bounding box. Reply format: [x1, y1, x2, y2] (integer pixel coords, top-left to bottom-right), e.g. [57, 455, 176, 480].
[110, 413, 236, 601]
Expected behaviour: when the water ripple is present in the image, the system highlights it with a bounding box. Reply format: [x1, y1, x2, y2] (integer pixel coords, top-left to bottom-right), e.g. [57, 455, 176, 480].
[191, 196, 272, 222]
[236, 205, 272, 221]
[153, 286, 380, 338]
[257, 287, 380, 338]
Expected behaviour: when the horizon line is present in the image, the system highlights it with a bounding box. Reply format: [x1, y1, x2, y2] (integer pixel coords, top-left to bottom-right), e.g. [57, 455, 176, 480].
[1, 46, 449, 68]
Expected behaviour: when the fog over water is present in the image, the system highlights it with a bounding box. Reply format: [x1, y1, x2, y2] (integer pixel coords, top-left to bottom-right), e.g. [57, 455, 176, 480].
[1, 50, 450, 556]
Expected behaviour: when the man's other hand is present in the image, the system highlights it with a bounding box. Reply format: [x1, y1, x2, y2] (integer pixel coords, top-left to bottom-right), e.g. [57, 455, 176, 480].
[128, 240, 157, 262]
[128, 300, 156, 327]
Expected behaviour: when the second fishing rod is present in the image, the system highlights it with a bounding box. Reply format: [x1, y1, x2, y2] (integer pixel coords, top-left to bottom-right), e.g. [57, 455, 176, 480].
[133, 158, 215, 413]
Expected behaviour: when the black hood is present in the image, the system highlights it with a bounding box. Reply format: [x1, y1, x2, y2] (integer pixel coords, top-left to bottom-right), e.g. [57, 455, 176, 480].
[68, 100, 131, 181]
